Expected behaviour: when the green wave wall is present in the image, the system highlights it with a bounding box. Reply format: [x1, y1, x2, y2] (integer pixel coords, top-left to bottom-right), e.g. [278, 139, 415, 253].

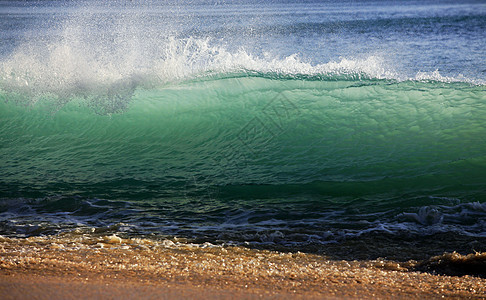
[1, 77, 486, 206]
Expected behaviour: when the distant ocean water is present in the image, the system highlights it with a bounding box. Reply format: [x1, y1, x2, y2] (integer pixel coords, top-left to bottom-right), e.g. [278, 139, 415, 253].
[1, 0, 485, 259]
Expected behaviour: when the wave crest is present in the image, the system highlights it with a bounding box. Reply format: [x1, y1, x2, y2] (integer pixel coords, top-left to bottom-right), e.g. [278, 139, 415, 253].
[3, 34, 482, 103]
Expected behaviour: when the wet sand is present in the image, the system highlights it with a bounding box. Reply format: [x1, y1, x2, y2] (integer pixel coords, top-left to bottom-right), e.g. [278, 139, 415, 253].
[1, 235, 485, 299]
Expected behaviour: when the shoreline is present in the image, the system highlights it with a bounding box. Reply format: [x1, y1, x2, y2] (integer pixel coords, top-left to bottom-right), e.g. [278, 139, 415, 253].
[1, 235, 485, 299]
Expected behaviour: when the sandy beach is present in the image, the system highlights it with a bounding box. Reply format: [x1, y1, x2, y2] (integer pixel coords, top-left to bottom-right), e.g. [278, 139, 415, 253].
[1, 235, 485, 299]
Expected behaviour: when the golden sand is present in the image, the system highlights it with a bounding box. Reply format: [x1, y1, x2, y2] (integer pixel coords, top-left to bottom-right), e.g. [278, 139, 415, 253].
[1, 235, 485, 299]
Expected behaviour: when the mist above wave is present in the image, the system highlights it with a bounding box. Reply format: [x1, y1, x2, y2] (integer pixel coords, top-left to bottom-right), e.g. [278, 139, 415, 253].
[0, 35, 393, 94]
[1, 2, 483, 99]
[3, 34, 482, 105]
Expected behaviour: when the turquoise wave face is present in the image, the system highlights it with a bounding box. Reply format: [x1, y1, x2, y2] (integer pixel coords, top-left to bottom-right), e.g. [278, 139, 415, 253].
[1, 75, 486, 247]
[2, 76, 485, 192]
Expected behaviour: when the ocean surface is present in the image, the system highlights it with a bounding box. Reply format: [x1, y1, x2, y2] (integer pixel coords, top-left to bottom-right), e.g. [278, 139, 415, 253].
[1, 0, 485, 259]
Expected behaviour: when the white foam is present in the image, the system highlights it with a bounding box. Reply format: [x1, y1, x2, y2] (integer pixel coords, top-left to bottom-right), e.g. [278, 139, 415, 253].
[413, 70, 484, 84]
[1, 4, 484, 99]
[1, 35, 398, 95]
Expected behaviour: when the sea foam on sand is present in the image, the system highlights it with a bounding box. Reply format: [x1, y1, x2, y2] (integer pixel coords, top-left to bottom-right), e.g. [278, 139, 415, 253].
[0, 235, 485, 299]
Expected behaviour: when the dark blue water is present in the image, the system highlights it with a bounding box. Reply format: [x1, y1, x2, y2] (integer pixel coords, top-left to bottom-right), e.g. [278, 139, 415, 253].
[1, 0, 485, 257]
